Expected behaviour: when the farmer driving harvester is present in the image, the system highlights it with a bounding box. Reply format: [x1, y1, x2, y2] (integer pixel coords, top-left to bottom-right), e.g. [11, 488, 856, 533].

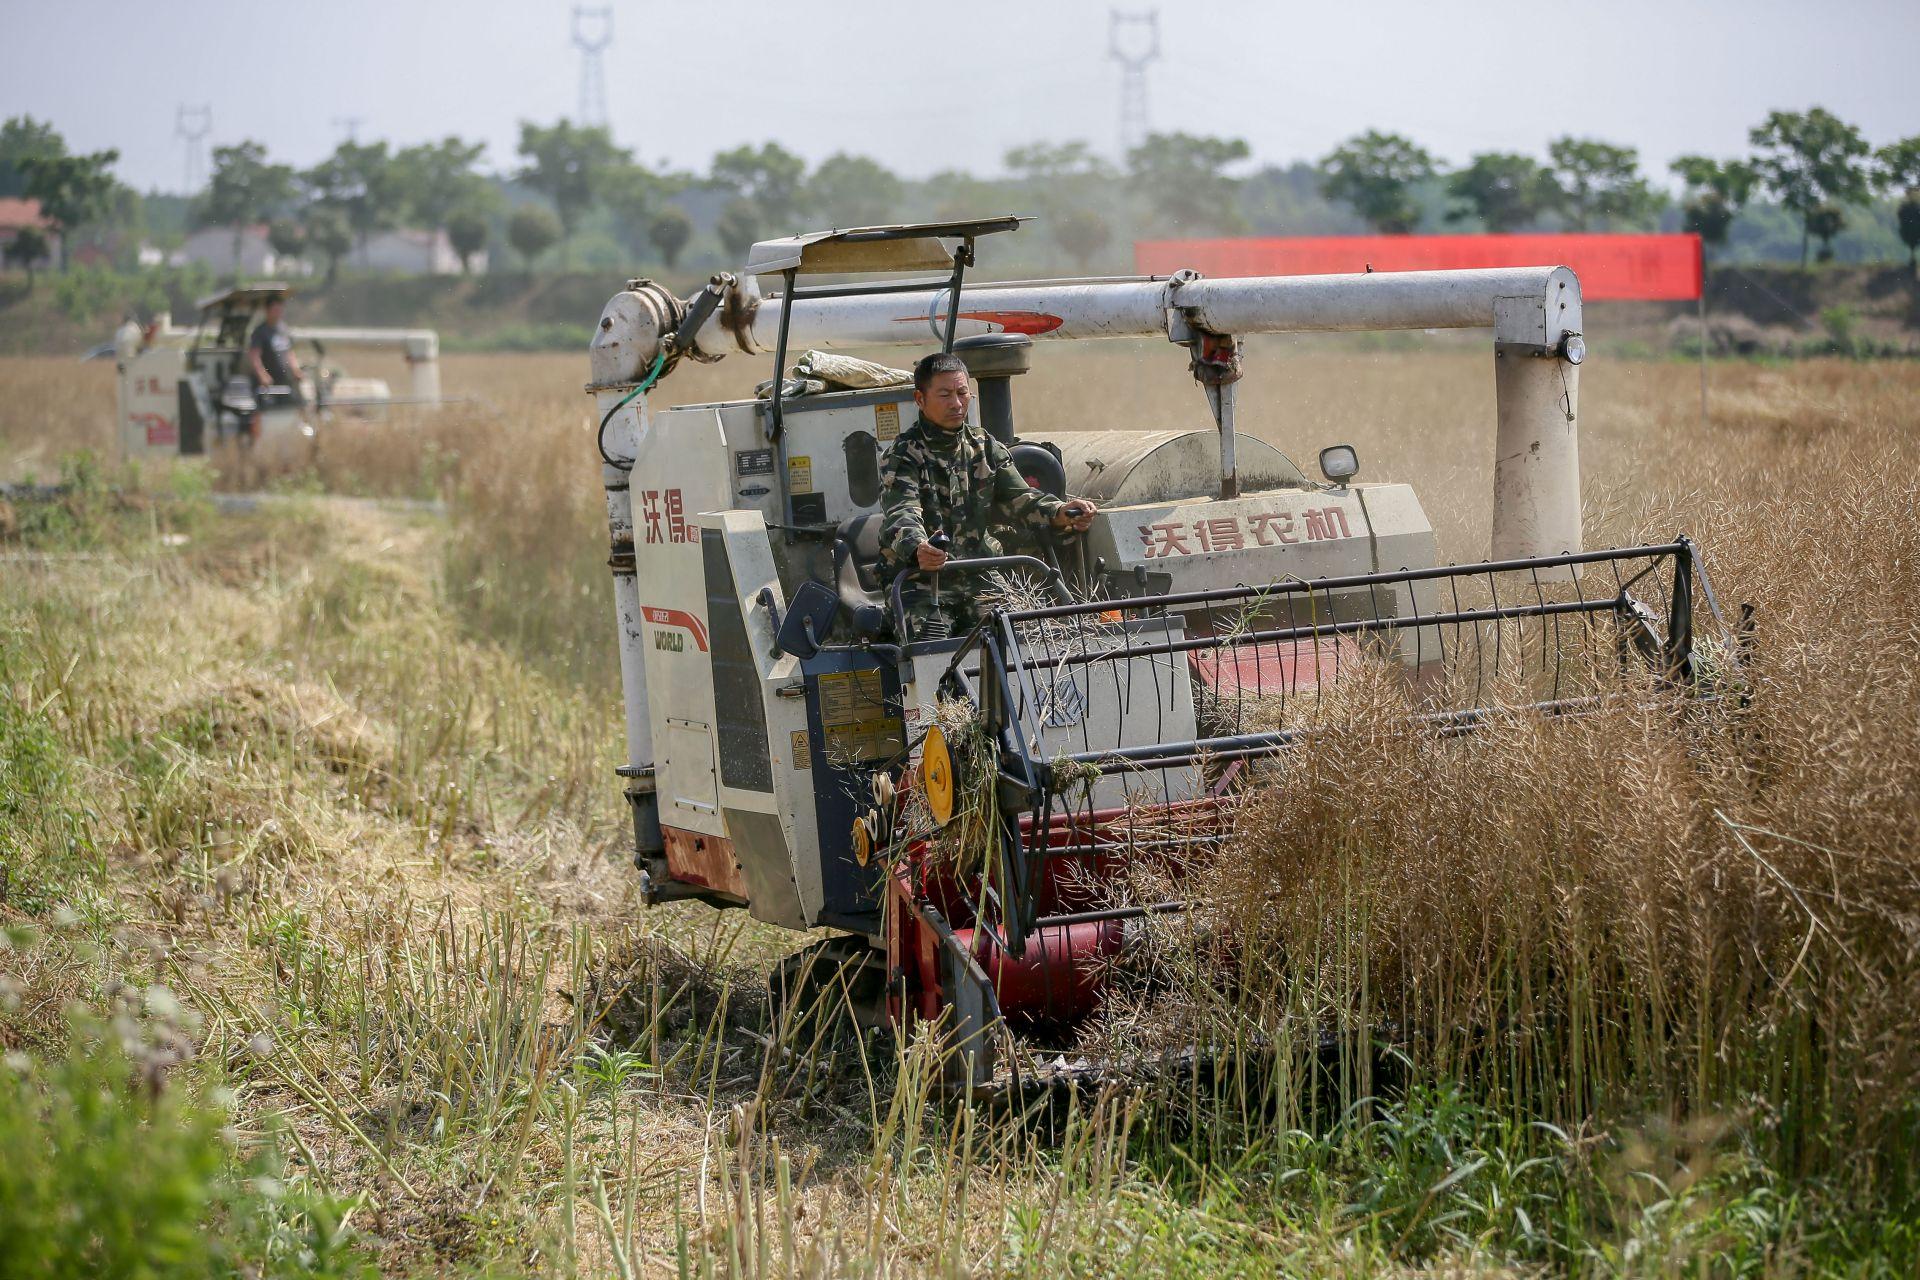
[245, 294, 304, 440]
[880, 351, 1096, 638]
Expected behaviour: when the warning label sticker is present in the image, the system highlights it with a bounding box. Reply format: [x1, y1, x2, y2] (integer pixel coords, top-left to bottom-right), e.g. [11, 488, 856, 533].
[791, 729, 810, 769]
[874, 402, 901, 442]
[788, 454, 813, 493]
[815, 669, 904, 762]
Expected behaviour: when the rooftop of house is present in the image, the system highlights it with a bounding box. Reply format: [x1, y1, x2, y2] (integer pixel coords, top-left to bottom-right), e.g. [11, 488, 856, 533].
[0, 197, 53, 232]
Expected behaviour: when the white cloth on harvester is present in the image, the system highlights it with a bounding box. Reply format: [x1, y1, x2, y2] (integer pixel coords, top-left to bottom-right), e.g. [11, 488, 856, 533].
[755, 349, 912, 399]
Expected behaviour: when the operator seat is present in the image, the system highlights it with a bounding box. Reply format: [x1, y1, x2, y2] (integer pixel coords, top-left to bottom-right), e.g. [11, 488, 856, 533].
[831, 512, 892, 639]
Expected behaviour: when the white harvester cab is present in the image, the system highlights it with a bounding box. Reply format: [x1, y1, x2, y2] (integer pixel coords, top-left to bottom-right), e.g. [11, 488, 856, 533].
[584, 218, 1708, 1082]
[114, 283, 442, 465]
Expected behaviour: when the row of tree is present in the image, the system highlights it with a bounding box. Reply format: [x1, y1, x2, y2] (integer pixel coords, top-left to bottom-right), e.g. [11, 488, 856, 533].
[0, 115, 124, 283]
[4, 106, 1917, 286]
[1324, 109, 1920, 265]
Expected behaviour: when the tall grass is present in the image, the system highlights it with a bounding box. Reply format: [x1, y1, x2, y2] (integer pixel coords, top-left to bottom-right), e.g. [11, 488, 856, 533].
[3, 348, 1919, 1273]
[1074, 366, 1920, 1266]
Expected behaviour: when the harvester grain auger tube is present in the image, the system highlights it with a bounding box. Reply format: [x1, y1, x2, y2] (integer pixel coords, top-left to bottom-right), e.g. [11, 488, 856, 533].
[595, 263, 1587, 564]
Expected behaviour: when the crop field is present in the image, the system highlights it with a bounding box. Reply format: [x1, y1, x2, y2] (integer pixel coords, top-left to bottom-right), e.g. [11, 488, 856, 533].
[3, 343, 1919, 1276]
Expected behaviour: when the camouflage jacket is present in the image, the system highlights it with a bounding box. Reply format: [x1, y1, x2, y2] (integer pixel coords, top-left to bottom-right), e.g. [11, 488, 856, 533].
[879, 416, 1065, 565]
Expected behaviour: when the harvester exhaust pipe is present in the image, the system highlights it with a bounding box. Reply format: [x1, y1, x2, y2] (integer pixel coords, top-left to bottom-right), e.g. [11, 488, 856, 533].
[952, 333, 1032, 445]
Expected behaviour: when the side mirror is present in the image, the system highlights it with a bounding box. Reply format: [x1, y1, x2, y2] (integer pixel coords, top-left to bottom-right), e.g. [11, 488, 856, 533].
[1318, 444, 1360, 485]
[774, 579, 841, 660]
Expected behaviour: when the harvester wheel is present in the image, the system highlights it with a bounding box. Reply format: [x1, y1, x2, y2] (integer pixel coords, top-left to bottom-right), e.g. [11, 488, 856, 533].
[921, 724, 956, 827]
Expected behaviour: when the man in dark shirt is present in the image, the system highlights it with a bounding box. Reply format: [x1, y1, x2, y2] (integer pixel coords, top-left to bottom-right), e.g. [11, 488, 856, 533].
[879, 352, 1096, 639]
[246, 295, 303, 437]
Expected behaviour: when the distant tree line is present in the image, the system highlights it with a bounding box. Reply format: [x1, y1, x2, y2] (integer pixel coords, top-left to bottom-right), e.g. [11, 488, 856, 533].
[2, 106, 1917, 286]
[1321, 109, 1919, 267]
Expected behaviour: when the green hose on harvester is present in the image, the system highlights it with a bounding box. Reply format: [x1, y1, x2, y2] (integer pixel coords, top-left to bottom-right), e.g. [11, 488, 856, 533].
[596, 349, 668, 470]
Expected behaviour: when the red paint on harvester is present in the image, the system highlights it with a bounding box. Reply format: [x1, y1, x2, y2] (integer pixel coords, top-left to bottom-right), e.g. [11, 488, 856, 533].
[641, 606, 710, 651]
[1135, 233, 1704, 302]
[894, 310, 1065, 334]
[961, 310, 1064, 334]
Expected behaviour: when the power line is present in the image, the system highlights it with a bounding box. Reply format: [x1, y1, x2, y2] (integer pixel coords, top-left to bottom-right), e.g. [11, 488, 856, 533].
[1108, 9, 1160, 159]
[175, 104, 212, 193]
[572, 6, 614, 129]
[331, 116, 365, 144]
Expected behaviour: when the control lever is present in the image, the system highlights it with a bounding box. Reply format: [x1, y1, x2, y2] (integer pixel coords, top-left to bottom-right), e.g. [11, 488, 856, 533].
[888, 554, 1063, 645]
[928, 530, 952, 615]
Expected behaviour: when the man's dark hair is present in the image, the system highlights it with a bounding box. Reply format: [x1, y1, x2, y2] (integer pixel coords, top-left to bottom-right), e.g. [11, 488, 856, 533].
[913, 351, 968, 393]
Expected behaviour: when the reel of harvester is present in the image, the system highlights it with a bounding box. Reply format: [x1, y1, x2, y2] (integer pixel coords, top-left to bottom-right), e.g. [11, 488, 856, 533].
[883, 539, 1742, 1090]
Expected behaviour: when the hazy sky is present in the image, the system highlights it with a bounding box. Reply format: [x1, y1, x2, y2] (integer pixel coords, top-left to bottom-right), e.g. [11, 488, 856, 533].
[4, 0, 1915, 193]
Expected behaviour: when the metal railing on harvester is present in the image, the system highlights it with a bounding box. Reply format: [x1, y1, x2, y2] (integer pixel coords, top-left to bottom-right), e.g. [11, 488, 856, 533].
[940, 539, 1736, 960]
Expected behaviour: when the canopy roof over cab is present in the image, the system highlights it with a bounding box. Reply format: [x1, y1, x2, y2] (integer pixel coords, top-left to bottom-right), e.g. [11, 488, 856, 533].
[748, 218, 1028, 532]
[744, 217, 1024, 277]
[195, 282, 294, 315]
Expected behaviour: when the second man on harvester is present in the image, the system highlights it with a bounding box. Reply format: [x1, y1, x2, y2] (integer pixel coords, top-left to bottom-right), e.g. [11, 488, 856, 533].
[879, 352, 1096, 639]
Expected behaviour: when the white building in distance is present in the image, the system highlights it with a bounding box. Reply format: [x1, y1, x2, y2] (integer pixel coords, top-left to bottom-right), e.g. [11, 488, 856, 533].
[172, 225, 289, 276]
[170, 225, 484, 277]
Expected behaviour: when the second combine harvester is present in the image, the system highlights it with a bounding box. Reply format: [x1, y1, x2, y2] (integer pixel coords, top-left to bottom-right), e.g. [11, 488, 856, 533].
[584, 219, 1728, 1087]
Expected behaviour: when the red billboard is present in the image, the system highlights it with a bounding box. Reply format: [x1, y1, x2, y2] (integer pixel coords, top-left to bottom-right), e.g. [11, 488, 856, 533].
[1134, 234, 1703, 302]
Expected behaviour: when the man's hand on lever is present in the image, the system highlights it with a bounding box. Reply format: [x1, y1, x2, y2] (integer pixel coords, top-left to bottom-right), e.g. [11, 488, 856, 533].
[1051, 499, 1097, 533]
[916, 531, 951, 572]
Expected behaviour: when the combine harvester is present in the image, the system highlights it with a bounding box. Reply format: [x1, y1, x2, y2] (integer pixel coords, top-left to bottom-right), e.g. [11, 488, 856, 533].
[112, 283, 443, 467]
[585, 219, 1733, 1087]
